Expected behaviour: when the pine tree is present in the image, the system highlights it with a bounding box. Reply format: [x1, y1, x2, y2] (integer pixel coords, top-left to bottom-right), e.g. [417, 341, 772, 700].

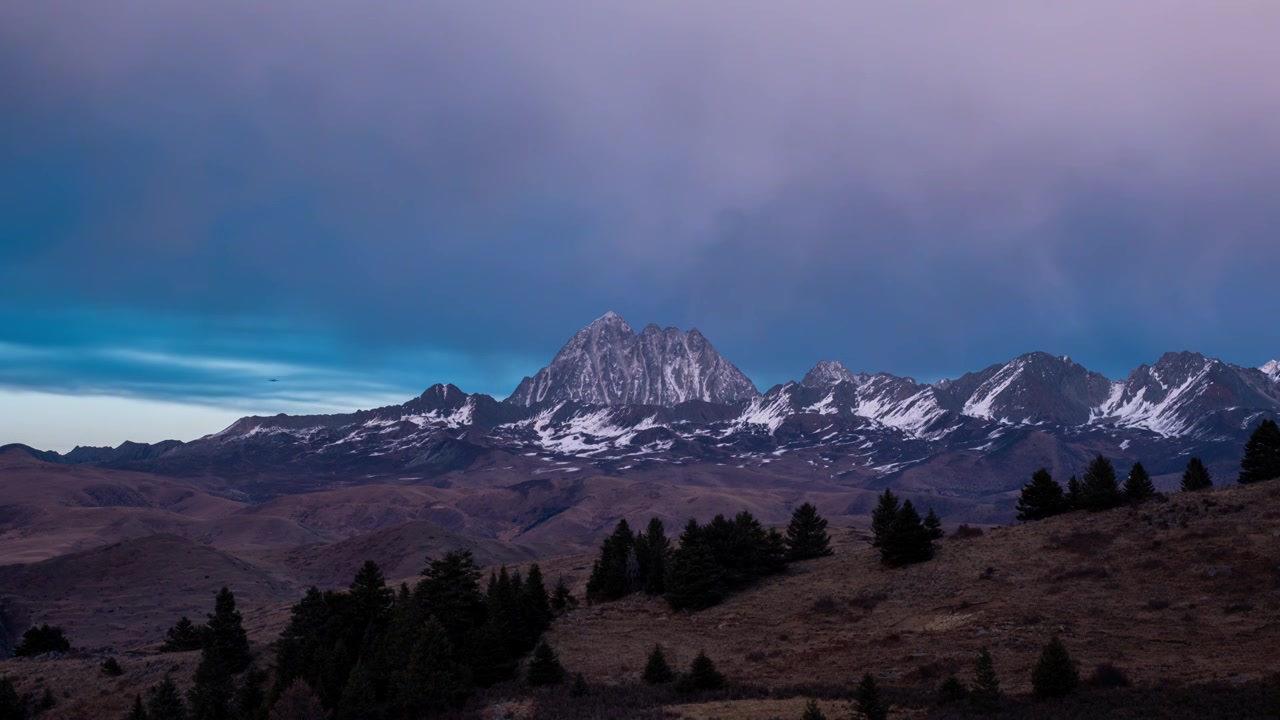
[188, 645, 233, 720]
[880, 500, 933, 567]
[400, 616, 469, 712]
[416, 550, 487, 649]
[468, 619, 516, 688]
[853, 673, 888, 720]
[801, 698, 827, 720]
[679, 650, 726, 692]
[1079, 455, 1123, 511]
[1182, 456, 1213, 491]
[1031, 635, 1079, 700]
[551, 576, 576, 614]
[127, 694, 149, 720]
[1065, 475, 1082, 509]
[1017, 468, 1068, 522]
[923, 509, 944, 541]
[206, 588, 251, 674]
[520, 563, 553, 644]
[146, 675, 188, 720]
[637, 517, 671, 594]
[642, 644, 675, 685]
[1123, 462, 1156, 502]
[349, 560, 393, 622]
[586, 519, 638, 602]
[785, 502, 834, 561]
[526, 640, 566, 686]
[665, 520, 725, 610]
[161, 617, 205, 652]
[336, 659, 379, 720]
[970, 648, 1001, 713]
[937, 674, 967, 705]
[570, 673, 588, 698]
[870, 489, 900, 547]
[231, 666, 267, 720]
[1239, 418, 1280, 484]
[14, 622, 71, 656]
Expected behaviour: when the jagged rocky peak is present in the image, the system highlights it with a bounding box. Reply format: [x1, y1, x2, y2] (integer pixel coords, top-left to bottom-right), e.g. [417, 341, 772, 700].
[948, 351, 1114, 425]
[1259, 359, 1280, 380]
[506, 312, 760, 407]
[801, 360, 868, 388]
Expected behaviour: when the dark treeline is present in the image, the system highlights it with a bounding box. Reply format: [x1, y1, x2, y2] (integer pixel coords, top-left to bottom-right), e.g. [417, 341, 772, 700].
[586, 502, 839, 611]
[1017, 418, 1280, 523]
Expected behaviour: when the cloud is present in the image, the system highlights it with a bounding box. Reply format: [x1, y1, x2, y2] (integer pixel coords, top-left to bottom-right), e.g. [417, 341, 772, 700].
[2, 0, 1279, 412]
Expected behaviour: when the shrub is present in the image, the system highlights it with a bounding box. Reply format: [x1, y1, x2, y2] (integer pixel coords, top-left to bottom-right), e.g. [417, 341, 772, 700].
[101, 657, 124, 677]
[938, 673, 968, 705]
[953, 524, 984, 539]
[1089, 663, 1131, 689]
[14, 623, 70, 656]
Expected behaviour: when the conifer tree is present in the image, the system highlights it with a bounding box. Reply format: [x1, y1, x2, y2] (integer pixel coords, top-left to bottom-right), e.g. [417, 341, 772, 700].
[870, 489, 900, 547]
[146, 675, 188, 720]
[853, 673, 888, 720]
[336, 660, 379, 720]
[570, 673, 588, 698]
[636, 517, 671, 594]
[232, 666, 266, 720]
[1031, 636, 1079, 700]
[1239, 418, 1280, 484]
[801, 698, 827, 720]
[880, 500, 932, 567]
[468, 620, 516, 688]
[14, 622, 71, 656]
[1123, 462, 1156, 502]
[664, 522, 725, 611]
[923, 509, 944, 541]
[400, 616, 469, 712]
[127, 694, 148, 720]
[206, 588, 251, 674]
[1065, 475, 1082, 509]
[586, 519, 638, 602]
[188, 645, 233, 720]
[642, 644, 675, 685]
[1079, 455, 1123, 511]
[970, 648, 1001, 713]
[349, 560, 393, 622]
[1017, 468, 1068, 522]
[785, 502, 834, 561]
[416, 550, 487, 649]
[937, 674, 967, 705]
[678, 650, 725, 692]
[551, 576, 576, 614]
[526, 640, 566, 686]
[161, 617, 205, 653]
[520, 564, 553, 644]
[1182, 456, 1213, 491]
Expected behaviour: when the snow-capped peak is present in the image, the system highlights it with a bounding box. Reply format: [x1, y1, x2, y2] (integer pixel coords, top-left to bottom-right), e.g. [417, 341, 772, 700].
[801, 360, 863, 388]
[1261, 359, 1280, 380]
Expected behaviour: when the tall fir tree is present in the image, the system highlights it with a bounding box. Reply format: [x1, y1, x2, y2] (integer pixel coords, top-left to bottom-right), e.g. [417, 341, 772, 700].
[664, 520, 725, 611]
[880, 500, 933, 567]
[1181, 456, 1213, 491]
[146, 675, 188, 720]
[586, 519, 638, 602]
[1239, 418, 1280, 484]
[188, 646, 233, 720]
[923, 509, 945, 541]
[970, 648, 1001, 713]
[349, 560, 393, 623]
[161, 617, 205, 652]
[416, 550, 487, 649]
[1031, 636, 1079, 700]
[1017, 468, 1068, 521]
[642, 645, 675, 685]
[551, 577, 576, 614]
[399, 616, 469, 713]
[520, 563, 553, 646]
[853, 673, 888, 720]
[785, 502, 833, 561]
[526, 640, 566, 686]
[1123, 462, 1156, 502]
[1079, 455, 1123, 511]
[637, 517, 671, 594]
[870, 489, 900, 547]
[205, 587, 252, 674]
[1065, 475, 1082, 509]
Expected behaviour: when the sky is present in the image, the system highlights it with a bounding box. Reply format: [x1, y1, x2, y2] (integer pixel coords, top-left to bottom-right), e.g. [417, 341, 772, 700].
[3, 1, 1280, 451]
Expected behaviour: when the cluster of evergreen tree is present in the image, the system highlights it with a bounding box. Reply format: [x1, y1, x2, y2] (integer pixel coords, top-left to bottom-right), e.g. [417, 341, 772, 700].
[1239, 418, 1280, 484]
[271, 554, 557, 717]
[12, 623, 70, 657]
[870, 490, 940, 567]
[586, 504, 833, 612]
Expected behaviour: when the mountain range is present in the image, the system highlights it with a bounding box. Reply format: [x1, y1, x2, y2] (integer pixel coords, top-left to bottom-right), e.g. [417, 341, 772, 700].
[10, 312, 1278, 510]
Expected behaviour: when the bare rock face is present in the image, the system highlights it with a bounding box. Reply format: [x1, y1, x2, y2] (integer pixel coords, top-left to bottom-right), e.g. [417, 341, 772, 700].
[801, 360, 867, 388]
[506, 312, 760, 407]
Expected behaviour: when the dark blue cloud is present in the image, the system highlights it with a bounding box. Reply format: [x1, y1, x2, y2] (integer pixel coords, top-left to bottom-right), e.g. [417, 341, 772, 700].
[2, 0, 1280, 428]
